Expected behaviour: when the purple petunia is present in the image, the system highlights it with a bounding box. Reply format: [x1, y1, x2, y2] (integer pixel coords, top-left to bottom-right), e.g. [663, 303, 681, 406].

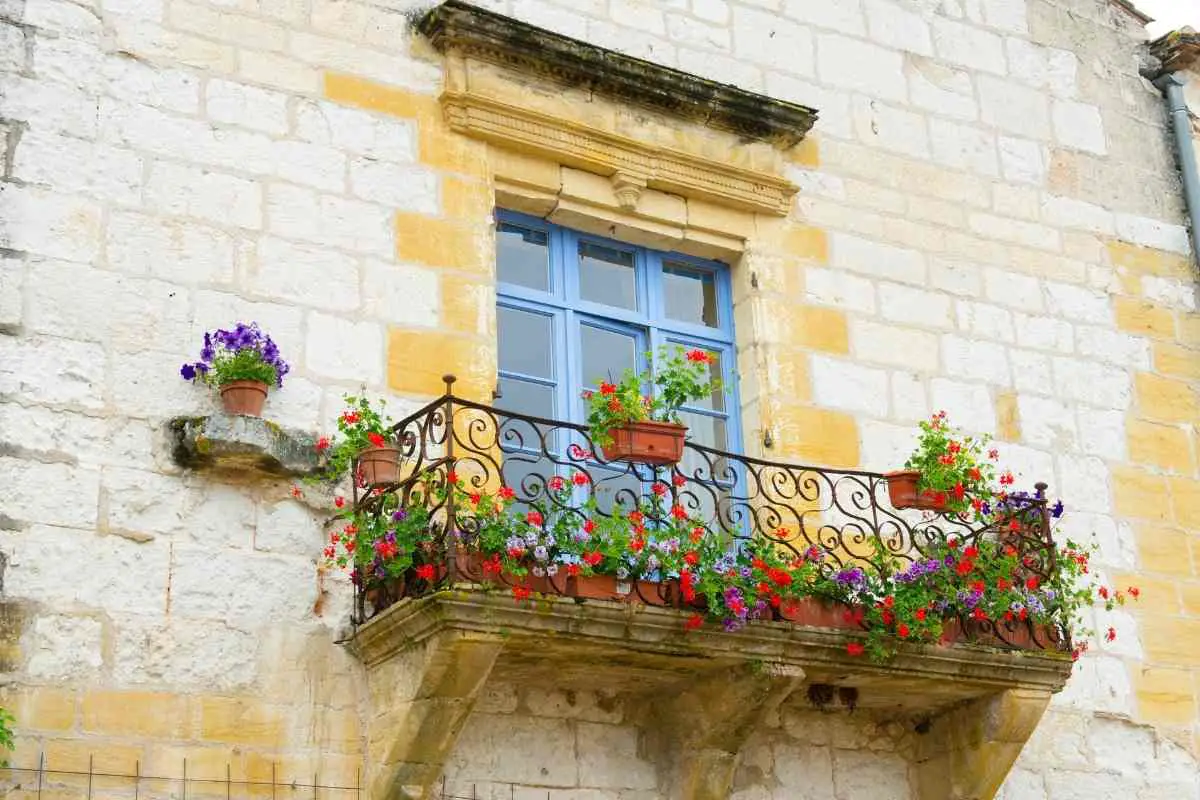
[181, 322, 290, 388]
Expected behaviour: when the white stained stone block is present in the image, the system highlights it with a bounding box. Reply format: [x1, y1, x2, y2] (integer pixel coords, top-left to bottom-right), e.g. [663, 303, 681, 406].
[979, 75, 1051, 140]
[678, 46, 764, 91]
[26, 615, 104, 680]
[1142, 275, 1198, 311]
[445, 713, 577, 786]
[782, 0, 865, 35]
[692, 0, 730, 24]
[0, 21, 25, 73]
[1114, 213, 1191, 255]
[669, 12, 729, 51]
[1053, 653, 1134, 715]
[111, 348, 207, 420]
[4, 525, 170, 612]
[0, 335, 107, 410]
[1018, 394, 1077, 451]
[267, 183, 393, 258]
[1076, 407, 1126, 461]
[1088, 717, 1157, 778]
[996, 768, 1047, 800]
[169, 547, 316, 628]
[576, 722, 658, 789]
[907, 58, 978, 120]
[830, 233, 926, 285]
[1055, 453, 1111, 513]
[348, 158, 440, 212]
[0, 254, 23, 331]
[113, 617, 259, 690]
[811, 356, 889, 417]
[256, 499, 324, 554]
[305, 312, 384, 384]
[102, 58, 199, 114]
[865, 0, 931, 55]
[13, 129, 143, 206]
[1020, 710, 1090, 769]
[891, 371, 929, 421]
[850, 319, 940, 372]
[1093, 607, 1142, 659]
[0, 404, 151, 468]
[106, 210, 235, 285]
[362, 260, 440, 327]
[929, 118, 999, 176]
[969, 212, 1060, 251]
[205, 78, 289, 134]
[816, 33, 906, 103]
[260, 374, 324, 431]
[1013, 312, 1073, 353]
[104, 467, 257, 546]
[1052, 99, 1107, 155]
[772, 744, 835, 800]
[1042, 281, 1112, 324]
[294, 98, 417, 162]
[930, 378, 996, 434]
[270, 140, 347, 193]
[1005, 38, 1077, 94]
[931, 15, 1006, 74]
[998, 135, 1048, 185]
[929, 257, 983, 297]
[1075, 326, 1150, 369]
[984, 267, 1044, 312]
[249, 236, 361, 312]
[1011, 348, 1053, 395]
[0, 183, 102, 264]
[804, 267, 877, 314]
[831, 748, 909, 800]
[860, 419, 918, 473]
[145, 161, 262, 230]
[879, 282, 954, 329]
[24, 0, 103, 37]
[0, 72, 99, 139]
[941, 334, 1011, 386]
[193, 289, 306, 366]
[981, 0, 1027, 32]
[765, 74, 854, 140]
[1053, 356, 1132, 409]
[26, 261, 192, 354]
[1040, 195, 1115, 235]
[852, 97, 930, 158]
[956, 300, 1015, 342]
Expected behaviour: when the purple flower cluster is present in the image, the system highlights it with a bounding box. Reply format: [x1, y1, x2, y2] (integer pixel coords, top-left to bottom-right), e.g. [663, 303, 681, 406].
[180, 322, 290, 387]
[894, 558, 943, 584]
[834, 567, 867, 591]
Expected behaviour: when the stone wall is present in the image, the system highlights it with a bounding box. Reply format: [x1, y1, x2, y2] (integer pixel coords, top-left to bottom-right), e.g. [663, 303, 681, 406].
[0, 0, 1198, 796]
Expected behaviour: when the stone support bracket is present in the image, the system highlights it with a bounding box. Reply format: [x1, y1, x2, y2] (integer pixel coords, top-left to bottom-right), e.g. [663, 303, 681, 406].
[169, 415, 325, 478]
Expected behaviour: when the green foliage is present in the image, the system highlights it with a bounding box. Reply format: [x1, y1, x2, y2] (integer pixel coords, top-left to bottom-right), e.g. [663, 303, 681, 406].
[903, 410, 1000, 519]
[0, 707, 14, 765]
[205, 347, 279, 387]
[310, 394, 395, 485]
[583, 345, 721, 447]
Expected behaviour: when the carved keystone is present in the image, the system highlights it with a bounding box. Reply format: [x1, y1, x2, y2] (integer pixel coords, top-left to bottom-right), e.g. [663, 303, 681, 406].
[913, 688, 1053, 800]
[365, 632, 503, 800]
[642, 663, 805, 799]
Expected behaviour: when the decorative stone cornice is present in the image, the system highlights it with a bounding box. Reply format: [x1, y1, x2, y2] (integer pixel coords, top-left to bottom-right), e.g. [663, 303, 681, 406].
[439, 91, 798, 214]
[1147, 29, 1200, 79]
[416, 0, 818, 149]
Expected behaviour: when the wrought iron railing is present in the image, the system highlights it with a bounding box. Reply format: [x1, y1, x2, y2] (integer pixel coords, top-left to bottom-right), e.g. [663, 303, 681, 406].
[350, 376, 1062, 650]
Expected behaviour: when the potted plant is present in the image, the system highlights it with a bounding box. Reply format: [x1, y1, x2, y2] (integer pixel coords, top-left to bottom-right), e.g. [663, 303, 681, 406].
[180, 322, 289, 416]
[886, 411, 1000, 517]
[314, 395, 400, 487]
[583, 345, 720, 466]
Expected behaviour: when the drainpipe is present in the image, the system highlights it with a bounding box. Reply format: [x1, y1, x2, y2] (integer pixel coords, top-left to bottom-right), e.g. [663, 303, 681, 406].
[1153, 72, 1200, 264]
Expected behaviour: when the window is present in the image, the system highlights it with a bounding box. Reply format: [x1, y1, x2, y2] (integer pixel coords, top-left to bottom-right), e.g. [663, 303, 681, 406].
[494, 210, 741, 493]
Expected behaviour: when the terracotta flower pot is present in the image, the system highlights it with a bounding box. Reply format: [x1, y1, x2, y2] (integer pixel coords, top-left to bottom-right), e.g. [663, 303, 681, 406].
[567, 573, 621, 601]
[357, 445, 401, 486]
[219, 380, 269, 416]
[567, 574, 676, 605]
[885, 470, 947, 512]
[601, 421, 687, 466]
[778, 597, 861, 630]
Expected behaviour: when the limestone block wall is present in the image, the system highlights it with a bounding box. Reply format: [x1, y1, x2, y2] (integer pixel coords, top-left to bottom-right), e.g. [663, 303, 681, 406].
[0, 0, 1198, 796]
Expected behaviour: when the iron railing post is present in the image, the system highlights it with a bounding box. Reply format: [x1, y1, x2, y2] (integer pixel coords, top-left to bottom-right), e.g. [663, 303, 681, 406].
[442, 374, 458, 581]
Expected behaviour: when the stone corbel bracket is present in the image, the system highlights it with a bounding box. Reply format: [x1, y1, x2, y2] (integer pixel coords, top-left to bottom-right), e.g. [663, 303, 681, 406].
[349, 591, 1073, 800]
[169, 415, 325, 477]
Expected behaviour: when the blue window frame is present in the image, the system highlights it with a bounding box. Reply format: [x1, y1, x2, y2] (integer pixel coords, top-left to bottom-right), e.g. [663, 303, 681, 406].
[494, 210, 742, 473]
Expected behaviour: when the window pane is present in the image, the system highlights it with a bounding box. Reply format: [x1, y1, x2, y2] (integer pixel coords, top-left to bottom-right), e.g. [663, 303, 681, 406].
[663, 262, 719, 328]
[589, 468, 643, 515]
[581, 325, 639, 388]
[498, 306, 553, 378]
[672, 348, 725, 412]
[679, 410, 729, 452]
[579, 241, 637, 310]
[496, 377, 554, 419]
[497, 224, 550, 291]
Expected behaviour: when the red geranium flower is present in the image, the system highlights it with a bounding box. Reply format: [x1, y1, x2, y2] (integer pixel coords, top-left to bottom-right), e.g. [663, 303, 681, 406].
[512, 585, 532, 602]
[446, 470, 458, 485]
[498, 486, 515, 500]
[599, 381, 617, 396]
[469, 493, 481, 505]
[1026, 576, 1039, 590]
[671, 504, 688, 520]
[415, 564, 435, 581]
[898, 623, 910, 638]
[915, 608, 926, 621]
[971, 608, 987, 621]
[367, 432, 386, 448]
[684, 613, 704, 631]
[566, 563, 580, 577]
[334, 496, 345, 508]
[291, 486, 304, 499]
[629, 511, 644, 524]
[884, 595, 895, 608]
[1105, 627, 1117, 642]
[685, 349, 710, 363]
[315, 436, 331, 451]
[964, 545, 979, 559]
[673, 474, 686, 487]
[684, 551, 699, 566]
[690, 526, 705, 543]
[583, 519, 596, 534]
[846, 643, 865, 657]
[341, 411, 359, 425]
[652, 482, 668, 497]
[526, 510, 543, 526]
[572, 472, 589, 486]
[1129, 586, 1140, 599]
[583, 551, 602, 567]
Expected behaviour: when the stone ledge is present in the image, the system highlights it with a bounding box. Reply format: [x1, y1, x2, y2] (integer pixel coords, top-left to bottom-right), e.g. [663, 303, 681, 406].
[169, 415, 324, 478]
[416, 0, 819, 148]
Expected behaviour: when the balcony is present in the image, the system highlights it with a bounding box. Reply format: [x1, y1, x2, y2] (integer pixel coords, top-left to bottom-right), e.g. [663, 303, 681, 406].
[343, 377, 1074, 800]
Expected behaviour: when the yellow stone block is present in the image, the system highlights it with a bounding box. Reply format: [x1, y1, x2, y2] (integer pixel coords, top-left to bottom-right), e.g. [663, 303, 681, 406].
[395, 213, 491, 275]
[1136, 373, 1200, 425]
[1113, 466, 1171, 521]
[1133, 665, 1198, 725]
[441, 274, 493, 336]
[789, 306, 849, 354]
[1177, 316, 1200, 350]
[388, 329, 495, 402]
[1111, 572, 1181, 616]
[787, 137, 820, 167]
[782, 225, 829, 263]
[1135, 522, 1195, 576]
[81, 691, 191, 739]
[996, 391, 1020, 443]
[43, 738, 144, 774]
[1128, 419, 1195, 474]
[1180, 581, 1200, 615]
[420, 126, 489, 176]
[686, 198, 756, 239]
[489, 147, 561, 194]
[1107, 240, 1193, 278]
[771, 405, 859, 469]
[1169, 476, 1200, 529]
[16, 686, 77, 732]
[198, 696, 289, 746]
[442, 176, 493, 221]
[1115, 297, 1176, 339]
[141, 744, 243, 781]
[1154, 341, 1200, 381]
[1142, 616, 1200, 665]
[323, 71, 438, 123]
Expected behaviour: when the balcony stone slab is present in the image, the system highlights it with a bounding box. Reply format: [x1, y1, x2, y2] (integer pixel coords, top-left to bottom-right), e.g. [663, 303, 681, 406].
[348, 589, 1073, 800]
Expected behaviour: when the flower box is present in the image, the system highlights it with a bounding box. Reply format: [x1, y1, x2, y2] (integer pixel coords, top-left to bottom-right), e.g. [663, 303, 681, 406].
[885, 470, 948, 512]
[600, 421, 687, 466]
[939, 618, 1056, 651]
[778, 597, 862, 630]
[566, 573, 679, 606]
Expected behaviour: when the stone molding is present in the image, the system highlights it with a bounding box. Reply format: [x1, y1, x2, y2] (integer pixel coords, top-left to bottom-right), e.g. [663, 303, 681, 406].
[349, 590, 1073, 799]
[416, 0, 818, 149]
[440, 89, 799, 215]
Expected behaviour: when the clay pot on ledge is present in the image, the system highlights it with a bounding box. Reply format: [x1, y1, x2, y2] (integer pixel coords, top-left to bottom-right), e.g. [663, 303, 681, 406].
[356, 444, 402, 486]
[885, 470, 948, 513]
[600, 421, 687, 466]
[219, 380, 269, 417]
[778, 597, 861, 630]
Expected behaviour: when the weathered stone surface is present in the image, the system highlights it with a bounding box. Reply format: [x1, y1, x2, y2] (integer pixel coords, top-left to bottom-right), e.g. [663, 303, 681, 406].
[169, 413, 324, 477]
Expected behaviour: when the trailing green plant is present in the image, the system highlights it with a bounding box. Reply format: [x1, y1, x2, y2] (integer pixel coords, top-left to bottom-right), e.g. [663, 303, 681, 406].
[583, 345, 720, 447]
[903, 410, 1002, 519]
[0, 707, 14, 765]
[310, 394, 396, 485]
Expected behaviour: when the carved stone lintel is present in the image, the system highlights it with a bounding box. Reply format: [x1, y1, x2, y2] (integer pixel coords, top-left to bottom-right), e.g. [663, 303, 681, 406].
[611, 172, 646, 211]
